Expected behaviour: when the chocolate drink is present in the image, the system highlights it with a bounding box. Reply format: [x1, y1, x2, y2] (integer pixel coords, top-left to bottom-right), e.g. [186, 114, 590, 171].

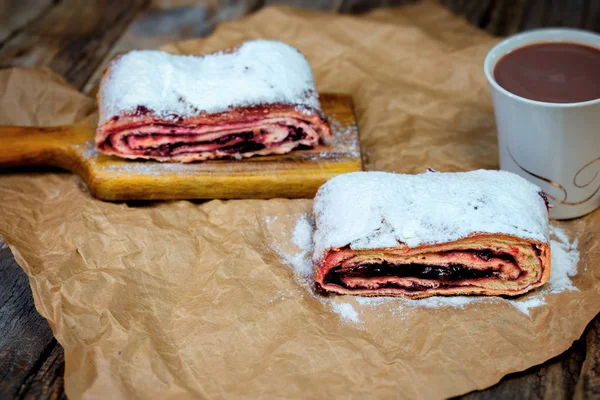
[494, 42, 600, 103]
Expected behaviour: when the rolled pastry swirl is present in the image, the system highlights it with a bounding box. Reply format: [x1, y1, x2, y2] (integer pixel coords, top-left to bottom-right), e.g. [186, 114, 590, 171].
[313, 170, 551, 298]
[95, 40, 331, 162]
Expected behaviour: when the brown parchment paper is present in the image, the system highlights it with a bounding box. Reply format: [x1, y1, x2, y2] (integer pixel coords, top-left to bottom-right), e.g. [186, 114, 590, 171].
[0, 3, 599, 399]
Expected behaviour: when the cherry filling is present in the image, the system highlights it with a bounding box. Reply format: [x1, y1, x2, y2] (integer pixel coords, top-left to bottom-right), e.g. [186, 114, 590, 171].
[323, 250, 520, 291]
[122, 125, 310, 157]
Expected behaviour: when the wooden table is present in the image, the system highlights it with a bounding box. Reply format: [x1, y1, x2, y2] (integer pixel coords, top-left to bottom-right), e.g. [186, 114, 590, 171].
[0, 1, 598, 399]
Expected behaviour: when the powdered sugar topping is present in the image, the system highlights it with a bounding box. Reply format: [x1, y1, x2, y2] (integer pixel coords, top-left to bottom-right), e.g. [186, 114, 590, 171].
[313, 170, 549, 259]
[99, 40, 321, 124]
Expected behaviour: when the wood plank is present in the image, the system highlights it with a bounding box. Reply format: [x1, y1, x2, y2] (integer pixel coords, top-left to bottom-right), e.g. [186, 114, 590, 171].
[441, 0, 600, 35]
[0, 245, 63, 398]
[583, 0, 600, 31]
[339, 0, 417, 13]
[0, 0, 149, 90]
[264, 0, 343, 11]
[574, 315, 600, 399]
[262, 0, 415, 13]
[490, 0, 527, 36]
[83, 0, 263, 94]
[458, 338, 586, 399]
[520, 0, 548, 31]
[0, 0, 53, 43]
[463, 0, 493, 28]
[16, 342, 66, 400]
[559, 0, 587, 28]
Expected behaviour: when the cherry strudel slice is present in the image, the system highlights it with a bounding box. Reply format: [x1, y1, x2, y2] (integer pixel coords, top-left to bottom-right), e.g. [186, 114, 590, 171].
[95, 40, 331, 162]
[313, 170, 551, 298]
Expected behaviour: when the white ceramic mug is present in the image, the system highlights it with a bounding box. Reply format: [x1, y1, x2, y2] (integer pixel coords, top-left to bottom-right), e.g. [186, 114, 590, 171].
[484, 28, 600, 220]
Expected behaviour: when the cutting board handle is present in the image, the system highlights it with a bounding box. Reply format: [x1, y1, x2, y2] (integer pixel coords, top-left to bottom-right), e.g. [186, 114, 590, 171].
[0, 125, 80, 169]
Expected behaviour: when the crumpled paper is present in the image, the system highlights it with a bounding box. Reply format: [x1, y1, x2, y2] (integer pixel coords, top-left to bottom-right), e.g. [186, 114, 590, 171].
[0, 3, 598, 399]
[0, 67, 96, 126]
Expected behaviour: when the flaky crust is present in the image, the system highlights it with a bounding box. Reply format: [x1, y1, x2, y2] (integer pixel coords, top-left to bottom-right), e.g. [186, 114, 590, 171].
[95, 96, 332, 162]
[314, 232, 551, 299]
[95, 102, 332, 145]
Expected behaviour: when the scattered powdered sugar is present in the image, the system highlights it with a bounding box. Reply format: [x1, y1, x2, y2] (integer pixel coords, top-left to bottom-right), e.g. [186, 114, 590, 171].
[508, 297, 547, 315]
[355, 297, 390, 306]
[331, 303, 360, 323]
[358, 295, 486, 310]
[270, 213, 362, 325]
[506, 225, 580, 315]
[284, 215, 315, 283]
[286, 251, 313, 279]
[268, 288, 299, 304]
[99, 40, 321, 124]
[313, 171, 549, 259]
[404, 296, 484, 309]
[270, 212, 581, 324]
[550, 225, 570, 244]
[292, 215, 313, 252]
[264, 216, 279, 225]
[507, 225, 580, 315]
[545, 226, 579, 292]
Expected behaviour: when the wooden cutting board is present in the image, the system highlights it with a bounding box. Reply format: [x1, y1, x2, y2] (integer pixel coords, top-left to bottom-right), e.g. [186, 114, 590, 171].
[0, 93, 362, 200]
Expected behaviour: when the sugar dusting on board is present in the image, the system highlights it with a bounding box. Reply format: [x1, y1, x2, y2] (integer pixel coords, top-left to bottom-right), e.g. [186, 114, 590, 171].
[328, 116, 360, 158]
[73, 143, 99, 159]
[99, 40, 321, 124]
[269, 213, 581, 326]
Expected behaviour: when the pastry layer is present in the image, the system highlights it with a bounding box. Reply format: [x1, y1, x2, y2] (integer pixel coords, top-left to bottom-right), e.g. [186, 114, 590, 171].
[95, 105, 330, 162]
[315, 235, 550, 298]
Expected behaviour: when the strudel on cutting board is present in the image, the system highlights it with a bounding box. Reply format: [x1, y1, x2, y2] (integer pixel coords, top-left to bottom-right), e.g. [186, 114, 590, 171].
[95, 40, 331, 162]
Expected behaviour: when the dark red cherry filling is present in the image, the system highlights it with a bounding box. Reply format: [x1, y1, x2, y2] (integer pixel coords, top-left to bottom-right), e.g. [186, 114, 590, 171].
[323, 249, 520, 291]
[127, 125, 310, 157]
